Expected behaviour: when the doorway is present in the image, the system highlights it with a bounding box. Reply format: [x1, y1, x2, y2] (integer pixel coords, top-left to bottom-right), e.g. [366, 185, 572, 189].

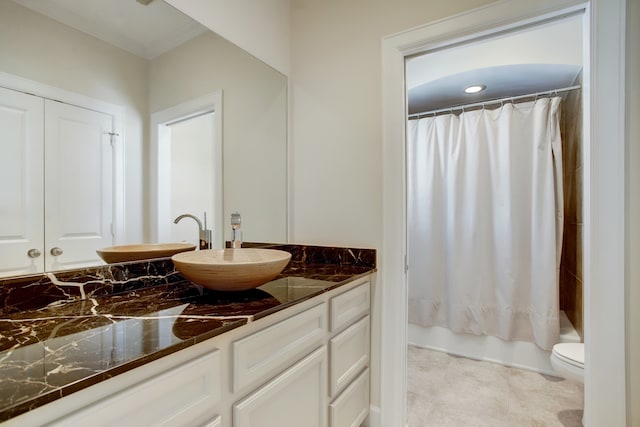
[379, 1, 628, 426]
[166, 112, 216, 244]
[150, 91, 223, 248]
[405, 11, 584, 371]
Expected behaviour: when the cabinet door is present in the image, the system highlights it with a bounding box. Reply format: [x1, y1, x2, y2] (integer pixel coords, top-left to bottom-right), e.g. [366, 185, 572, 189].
[233, 346, 327, 427]
[44, 100, 114, 270]
[0, 86, 44, 277]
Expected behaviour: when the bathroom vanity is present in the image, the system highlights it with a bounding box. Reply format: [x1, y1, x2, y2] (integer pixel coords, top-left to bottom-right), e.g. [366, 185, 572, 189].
[0, 245, 375, 427]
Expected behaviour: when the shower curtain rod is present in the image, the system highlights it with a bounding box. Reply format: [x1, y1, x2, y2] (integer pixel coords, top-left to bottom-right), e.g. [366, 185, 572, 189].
[408, 84, 581, 119]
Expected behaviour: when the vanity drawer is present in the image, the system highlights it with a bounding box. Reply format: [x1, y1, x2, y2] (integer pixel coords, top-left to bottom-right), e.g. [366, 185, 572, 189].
[330, 280, 370, 332]
[232, 302, 327, 392]
[329, 315, 370, 397]
[51, 349, 221, 427]
[233, 346, 327, 427]
[329, 368, 369, 427]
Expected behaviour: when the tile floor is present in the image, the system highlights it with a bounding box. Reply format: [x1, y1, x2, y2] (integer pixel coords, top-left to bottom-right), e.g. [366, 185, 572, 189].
[407, 345, 584, 427]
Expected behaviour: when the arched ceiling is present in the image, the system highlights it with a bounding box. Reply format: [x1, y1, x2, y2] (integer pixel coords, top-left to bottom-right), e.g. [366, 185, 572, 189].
[407, 63, 582, 115]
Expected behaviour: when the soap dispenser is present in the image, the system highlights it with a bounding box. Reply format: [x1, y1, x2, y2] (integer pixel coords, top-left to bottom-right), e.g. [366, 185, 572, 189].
[231, 212, 242, 248]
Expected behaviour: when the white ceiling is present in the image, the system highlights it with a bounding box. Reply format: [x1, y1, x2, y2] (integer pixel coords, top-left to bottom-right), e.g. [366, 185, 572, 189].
[407, 63, 582, 115]
[11, 0, 208, 59]
[405, 13, 583, 115]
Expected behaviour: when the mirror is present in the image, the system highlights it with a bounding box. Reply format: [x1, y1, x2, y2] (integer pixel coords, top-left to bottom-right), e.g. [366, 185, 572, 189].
[0, 0, 288, 276]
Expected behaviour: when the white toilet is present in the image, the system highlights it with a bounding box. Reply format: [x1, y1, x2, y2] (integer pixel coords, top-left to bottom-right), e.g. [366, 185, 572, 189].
[550, 342, 584, 382]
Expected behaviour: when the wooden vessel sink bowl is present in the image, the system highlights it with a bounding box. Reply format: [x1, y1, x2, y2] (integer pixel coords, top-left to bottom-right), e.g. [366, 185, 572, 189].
[97, 243, 196, 263]
[171, 248, 292, 291]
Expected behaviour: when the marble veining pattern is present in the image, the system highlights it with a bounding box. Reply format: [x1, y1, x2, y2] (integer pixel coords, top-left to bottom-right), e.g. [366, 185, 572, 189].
[0, 245, 376, 421]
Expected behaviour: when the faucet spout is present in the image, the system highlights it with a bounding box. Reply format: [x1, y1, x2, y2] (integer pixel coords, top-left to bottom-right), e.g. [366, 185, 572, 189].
[174, 213, 203, 230]
[174, 213, 211, 250]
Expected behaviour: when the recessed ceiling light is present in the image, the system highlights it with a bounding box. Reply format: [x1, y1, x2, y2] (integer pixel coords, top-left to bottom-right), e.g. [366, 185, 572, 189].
[464, 85, 486, 94]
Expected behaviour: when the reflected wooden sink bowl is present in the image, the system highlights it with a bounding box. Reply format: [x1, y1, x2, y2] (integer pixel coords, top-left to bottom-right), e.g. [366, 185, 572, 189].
[171, 248, 292, 291]
[97, 243, 196, 263]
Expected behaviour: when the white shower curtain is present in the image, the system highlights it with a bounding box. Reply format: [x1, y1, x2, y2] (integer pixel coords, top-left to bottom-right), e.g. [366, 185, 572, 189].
[407, 97, 564, 350]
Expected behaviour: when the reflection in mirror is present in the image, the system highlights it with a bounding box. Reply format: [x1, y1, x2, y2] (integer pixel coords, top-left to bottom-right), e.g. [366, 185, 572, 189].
[151, 91, 223, 249]
[0, 0, 287, 278]
[167, 112, 217, 245]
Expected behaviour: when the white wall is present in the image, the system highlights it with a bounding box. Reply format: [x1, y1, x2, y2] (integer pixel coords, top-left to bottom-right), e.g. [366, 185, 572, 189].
[149, 31, 288, 244]
[165, 0, 291, 76]
[288, 0, 494, 248]
[169, 114, 215, 245]
[0, 0, 148, 244]
[627, 0, 640, 423]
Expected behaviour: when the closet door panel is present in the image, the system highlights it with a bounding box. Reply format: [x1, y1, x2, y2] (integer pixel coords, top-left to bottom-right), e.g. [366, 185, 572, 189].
[0, 87, 44, 277]
[44, 100, 114, 271]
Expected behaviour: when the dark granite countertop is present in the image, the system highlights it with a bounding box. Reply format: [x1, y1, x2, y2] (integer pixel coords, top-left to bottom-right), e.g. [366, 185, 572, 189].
[0, 244, 375, 422]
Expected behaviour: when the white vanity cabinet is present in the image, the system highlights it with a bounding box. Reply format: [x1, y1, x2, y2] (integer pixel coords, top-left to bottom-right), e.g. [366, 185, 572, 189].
[230, 302, 328, 427]
[3, 275, 373, 427]
[228, 276, 371, 427]
[327, 281, 371, 427]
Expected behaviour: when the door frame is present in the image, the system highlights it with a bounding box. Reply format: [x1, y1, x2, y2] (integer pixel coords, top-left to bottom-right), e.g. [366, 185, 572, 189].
[150, 91, 224, 248]
[380, 0, 627, 426]
[0, 71, 126, 246]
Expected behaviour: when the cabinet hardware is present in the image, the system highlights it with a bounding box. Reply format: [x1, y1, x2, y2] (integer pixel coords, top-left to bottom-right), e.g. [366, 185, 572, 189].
[27, 248, 41, 258]
[50, 247, 64, 256]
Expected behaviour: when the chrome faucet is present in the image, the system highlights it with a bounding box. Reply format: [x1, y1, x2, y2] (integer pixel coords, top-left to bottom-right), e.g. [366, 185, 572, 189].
[174, 213, 212, 250]
[230, 212, 242, 249]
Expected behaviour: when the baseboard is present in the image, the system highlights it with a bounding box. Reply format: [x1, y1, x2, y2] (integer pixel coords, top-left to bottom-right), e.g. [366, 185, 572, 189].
[365, 404, 381, 427]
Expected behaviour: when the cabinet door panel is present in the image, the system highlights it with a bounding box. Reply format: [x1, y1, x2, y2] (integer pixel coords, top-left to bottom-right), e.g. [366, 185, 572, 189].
[330, 281, 370, 333]
[0, 87, 44, 277]
[44, 100, 113, 270]
[233, 346, 327, 427]
[51, 349, 221, 427]
[329, 368, 369, 427]
[232, 303, 326, 392]
[330, 315, 370, 397]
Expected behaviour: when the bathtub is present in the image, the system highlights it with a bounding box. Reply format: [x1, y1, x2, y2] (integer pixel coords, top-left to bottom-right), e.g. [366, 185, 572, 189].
[407, 311, 580, 375]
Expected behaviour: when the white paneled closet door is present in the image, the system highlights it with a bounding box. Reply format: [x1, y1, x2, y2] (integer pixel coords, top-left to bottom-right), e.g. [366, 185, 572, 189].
[0, 87, 45, 277]
[44, 100, 114, 271]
